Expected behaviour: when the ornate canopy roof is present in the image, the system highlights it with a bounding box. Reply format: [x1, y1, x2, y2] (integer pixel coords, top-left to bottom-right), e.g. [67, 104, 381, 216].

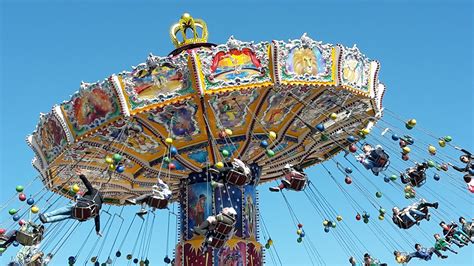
[28, 14, 385, 205]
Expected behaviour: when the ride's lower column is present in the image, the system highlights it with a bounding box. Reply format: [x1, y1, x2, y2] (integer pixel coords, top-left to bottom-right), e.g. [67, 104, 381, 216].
[174, 164, 263, 266]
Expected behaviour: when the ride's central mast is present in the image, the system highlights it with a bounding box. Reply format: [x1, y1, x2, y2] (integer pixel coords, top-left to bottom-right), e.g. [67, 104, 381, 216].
[169, 15, 263, 264]
[175, 166, 263, 265]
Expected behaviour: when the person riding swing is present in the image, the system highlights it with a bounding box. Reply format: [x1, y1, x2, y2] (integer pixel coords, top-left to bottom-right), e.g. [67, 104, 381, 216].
[392, 199, 438, 229]
[39, 169, 103, 236]
[448, 147, 474, 192]
[1, 222, 44, 250]
[126, 178, 172, 218]
[269, 164, 308, 192]
[393, 244, 447, 264]
[210, 158, 252, 186]
[401, 162, 428, 187]
[356, 143, 390, 176]
[193, 207, 237, 251]
[459, 216, 474, 240]
[439, 221, 473, 247]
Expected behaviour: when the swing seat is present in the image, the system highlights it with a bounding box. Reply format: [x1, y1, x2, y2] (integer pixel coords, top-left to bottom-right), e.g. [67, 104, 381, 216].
[415, 206, 429, 219]
[206, 228, 233, 249]
[409, 172, 426, 187]
[394, 216, 415, 229]
[147, 196, 168, 209]
[212, 231, 230, 242]
[72, 200, 99, 221]
[226, 169, 250, 186]
[214, 221, 234, 235]
[287, 173, 307, 191]
[208, 237, 226, 249]
[396, 206, 429, 229]
[15, 223, 44, 246]
[16, 231, 42, 246]
[369, 150, 390, 170]
[206, 213, 236, 249]
[214, 213, 236, 234]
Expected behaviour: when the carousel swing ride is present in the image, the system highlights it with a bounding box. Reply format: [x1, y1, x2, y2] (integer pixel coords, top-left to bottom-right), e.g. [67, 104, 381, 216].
[0, 13, 473, 266]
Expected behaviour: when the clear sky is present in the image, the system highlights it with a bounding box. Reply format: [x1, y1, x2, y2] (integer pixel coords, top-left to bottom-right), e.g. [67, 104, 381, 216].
[1, 0, 473, 265]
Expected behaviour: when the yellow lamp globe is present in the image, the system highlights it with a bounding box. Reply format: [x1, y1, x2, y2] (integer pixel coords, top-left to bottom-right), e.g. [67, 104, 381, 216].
[361, 128, 370, 135]
[268, 131, 277, 140]
[428, 145, 436, 153]
[31, 206, 39, 214]
[438, 140, 446, 147]
[105, 156, 113, 164]
[402, 146, 411, 154]
[72, 184, 80, 193]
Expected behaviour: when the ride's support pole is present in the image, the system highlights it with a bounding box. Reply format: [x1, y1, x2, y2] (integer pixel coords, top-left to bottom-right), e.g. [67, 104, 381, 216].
[174, 164, 263, 266]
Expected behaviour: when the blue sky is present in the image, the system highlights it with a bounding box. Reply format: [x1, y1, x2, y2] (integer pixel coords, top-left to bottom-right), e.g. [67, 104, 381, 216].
[1, 0, 473, 265]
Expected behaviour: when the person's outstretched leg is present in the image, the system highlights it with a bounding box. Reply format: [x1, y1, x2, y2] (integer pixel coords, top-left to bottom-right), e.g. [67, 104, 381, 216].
[372, 166, 383, 176]
[280, 181, 289, 189]
[137, 201, 148, 218]
[431, 248, 447, 259]
[43, 204, 73, 217]
[450, 238, 464, 247]
[445, 246, 458, 254]
[41, 204, 73, 223]
[402, 212, 417, 223]
[126, 193, 150, 205]
[269, 182, 286, 192]
[454, 233, 469, 245]
[0, 231, 16, 248]
[135, 194, 151, 204]
[408, 209, 426, 220]
[193, 219, 212, 235]
[361, 159, 373, 170]
[418, 202, 438, 209]
[44, 213, 73, 223]
[405, 253, 414, 263]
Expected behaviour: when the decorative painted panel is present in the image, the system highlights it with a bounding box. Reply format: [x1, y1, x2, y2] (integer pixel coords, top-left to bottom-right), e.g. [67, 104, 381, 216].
[119, 53, 194, 111]
[208, 89, 259, 129]
[61, 80, 121, 138]
[146, 101, 201, 140]
[197, 37, 271, 91]
[339, 45, 371, 93]
[275, 34, 336, 84]
[33, 112, 69, 163]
